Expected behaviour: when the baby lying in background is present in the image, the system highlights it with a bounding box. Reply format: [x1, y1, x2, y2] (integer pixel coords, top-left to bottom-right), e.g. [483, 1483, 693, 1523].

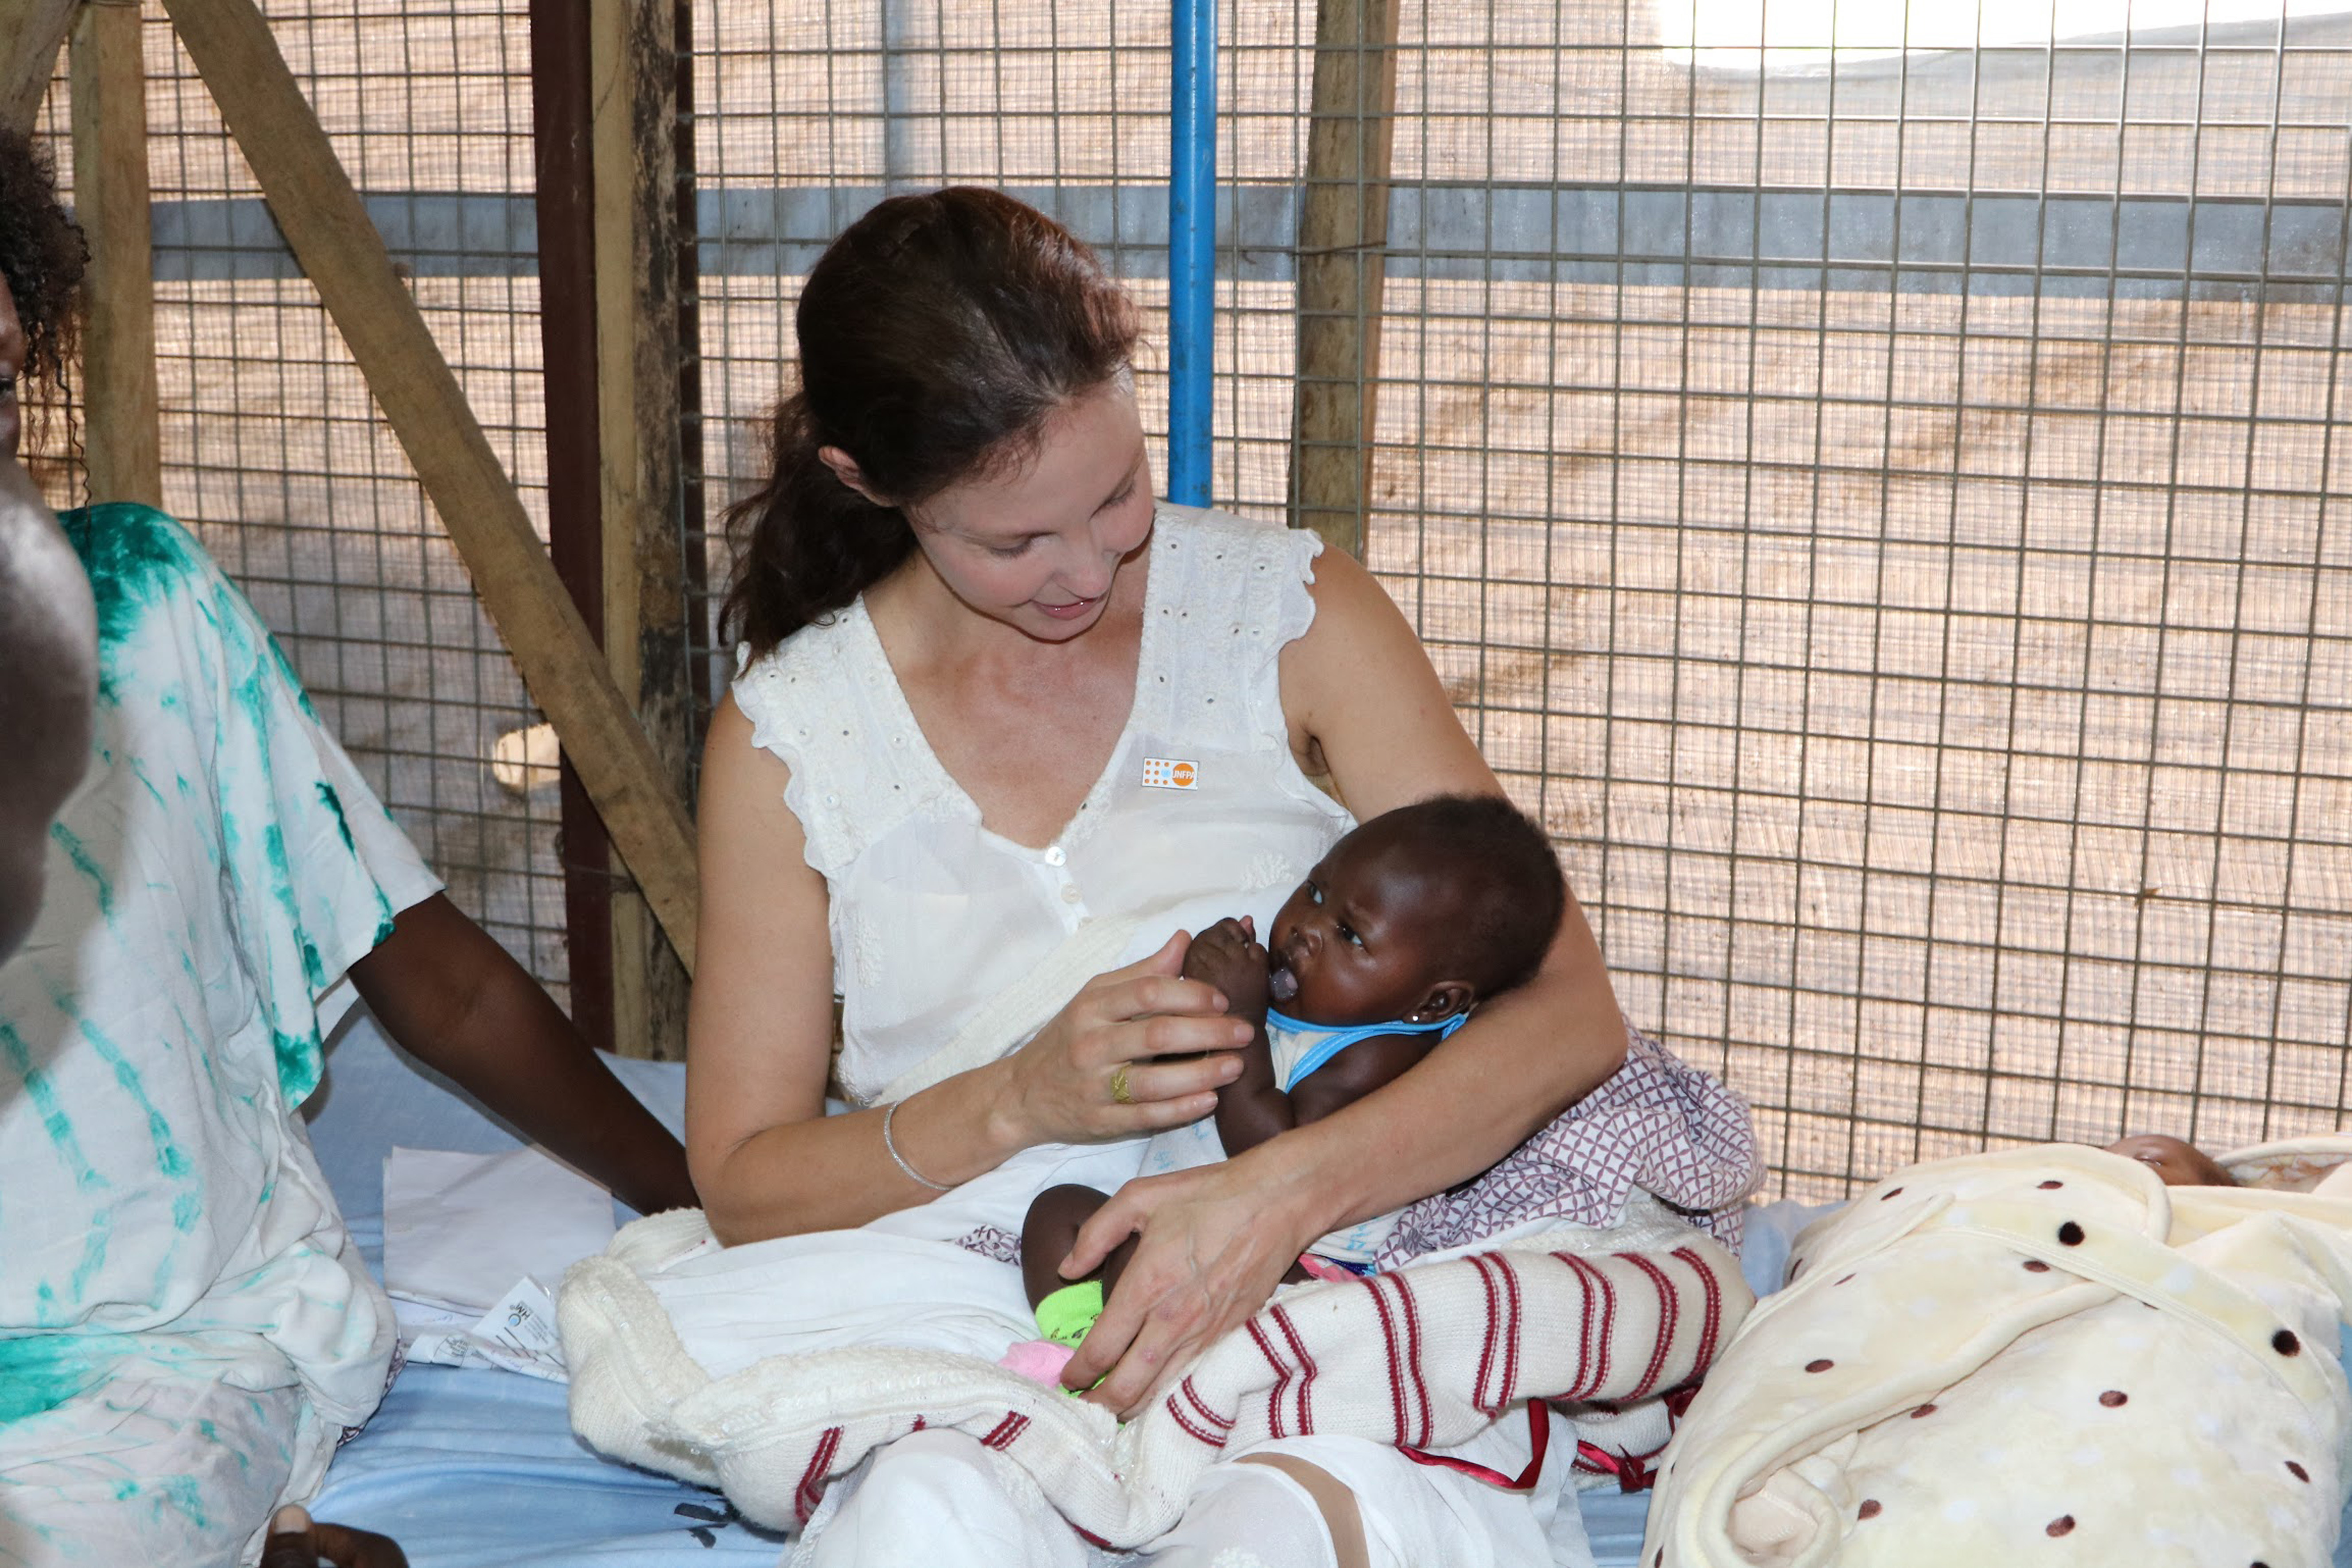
[2104, 1132, 2236, 1188]
[1648, 1131, 2352, 1568]
[1016, 795, 1566, 1366]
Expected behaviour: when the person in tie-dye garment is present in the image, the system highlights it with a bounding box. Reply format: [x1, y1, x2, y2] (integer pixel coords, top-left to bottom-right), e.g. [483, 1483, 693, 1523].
[0, 129, 691, 1567]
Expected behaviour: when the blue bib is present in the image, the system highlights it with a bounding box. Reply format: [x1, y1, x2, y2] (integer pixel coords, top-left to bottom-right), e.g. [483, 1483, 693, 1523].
[1264, 1007, 1470, 1087]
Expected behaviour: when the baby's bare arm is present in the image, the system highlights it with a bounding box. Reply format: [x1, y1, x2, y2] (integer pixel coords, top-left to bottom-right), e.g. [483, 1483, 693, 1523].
[1180, 918, 1295, 1156]
[1283, 1034, 1433, 1127]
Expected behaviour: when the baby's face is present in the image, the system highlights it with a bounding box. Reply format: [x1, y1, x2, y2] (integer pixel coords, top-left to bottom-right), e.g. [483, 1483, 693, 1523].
[1266, 820, 1463, 1026]
[2106, 1134, 2237, 1188]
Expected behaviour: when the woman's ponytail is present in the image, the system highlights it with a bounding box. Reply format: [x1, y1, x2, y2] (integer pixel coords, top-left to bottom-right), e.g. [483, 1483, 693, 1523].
[721, 393, 913, 657]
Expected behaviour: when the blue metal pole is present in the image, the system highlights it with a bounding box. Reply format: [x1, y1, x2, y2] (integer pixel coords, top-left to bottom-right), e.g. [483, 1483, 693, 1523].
[1167, 0, 1216, 506]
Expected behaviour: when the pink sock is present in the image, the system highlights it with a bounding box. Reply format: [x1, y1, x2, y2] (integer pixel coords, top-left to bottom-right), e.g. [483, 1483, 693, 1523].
[996, 1338, 1077, 1386]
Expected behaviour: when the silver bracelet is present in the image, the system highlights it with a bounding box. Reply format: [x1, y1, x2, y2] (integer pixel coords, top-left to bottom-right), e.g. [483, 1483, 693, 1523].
[882, 1099, 952, 1192]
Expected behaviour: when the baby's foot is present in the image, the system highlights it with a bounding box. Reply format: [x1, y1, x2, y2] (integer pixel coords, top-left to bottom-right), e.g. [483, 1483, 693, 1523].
[996, 1338, 1078, 1387]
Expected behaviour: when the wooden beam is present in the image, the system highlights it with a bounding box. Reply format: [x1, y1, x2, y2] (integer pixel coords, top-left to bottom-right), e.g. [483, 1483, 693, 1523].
[157, 0, 700, 971]
[592, 0, 689, 1059]
[70, 0, 161, 508]
[530, 0, 617, 1052]
[0, 0, 76, 137]
[1288, 0, 1401, 559]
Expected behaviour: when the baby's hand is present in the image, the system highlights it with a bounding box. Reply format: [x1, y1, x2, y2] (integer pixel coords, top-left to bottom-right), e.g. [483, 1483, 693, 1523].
[1182, 917, 1272, 1022]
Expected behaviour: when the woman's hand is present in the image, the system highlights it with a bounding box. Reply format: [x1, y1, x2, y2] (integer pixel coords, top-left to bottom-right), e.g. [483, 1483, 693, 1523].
[995, 931, 1254, 1146]
[1054, 1145, 1319, 1416]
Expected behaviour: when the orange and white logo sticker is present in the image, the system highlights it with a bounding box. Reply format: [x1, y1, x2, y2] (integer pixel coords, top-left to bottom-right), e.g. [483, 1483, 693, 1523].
[1142, 757, 1198, 790]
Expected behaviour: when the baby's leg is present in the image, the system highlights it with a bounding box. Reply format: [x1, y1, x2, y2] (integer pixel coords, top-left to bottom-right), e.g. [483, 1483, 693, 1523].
[1018, 1183, 1140, 1304]
[1021, 1184, 1104, 1305]
[1011, 1184, 1145, 1383]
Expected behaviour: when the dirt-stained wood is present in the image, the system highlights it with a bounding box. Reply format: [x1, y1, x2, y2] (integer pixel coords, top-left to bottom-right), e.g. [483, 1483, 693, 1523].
[0, 0, 76, 136]
[70, 0, 161, 507]
[593, 0, 690, 1057]
[1288, 0, 1401, 560]
[159, 0, 700, 971]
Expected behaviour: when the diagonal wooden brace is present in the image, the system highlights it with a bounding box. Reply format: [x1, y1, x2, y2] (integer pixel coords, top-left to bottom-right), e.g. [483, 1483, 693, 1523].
[159, 0, 700, 972]
[0, 0, 79, 137]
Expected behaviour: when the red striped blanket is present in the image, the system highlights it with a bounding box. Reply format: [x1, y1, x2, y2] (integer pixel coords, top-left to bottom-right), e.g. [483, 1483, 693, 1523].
[560, 1199, 1752, 1547]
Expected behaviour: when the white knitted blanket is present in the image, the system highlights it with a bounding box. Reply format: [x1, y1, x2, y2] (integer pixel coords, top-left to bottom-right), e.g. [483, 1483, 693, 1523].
[561, 1201, 1752, 1545]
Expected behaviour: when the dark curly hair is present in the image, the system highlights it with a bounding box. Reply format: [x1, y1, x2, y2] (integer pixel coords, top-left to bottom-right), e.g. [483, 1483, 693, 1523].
[0, 128, 87, 445]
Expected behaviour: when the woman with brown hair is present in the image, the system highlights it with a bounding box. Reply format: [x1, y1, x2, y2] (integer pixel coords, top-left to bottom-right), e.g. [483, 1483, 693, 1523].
[685, 185, 1666, 1566]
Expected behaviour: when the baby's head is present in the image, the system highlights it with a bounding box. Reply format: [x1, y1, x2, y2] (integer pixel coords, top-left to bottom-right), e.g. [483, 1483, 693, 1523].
[2105, 1133, 2238, 1188]
[1266, 795, 1566, 1028]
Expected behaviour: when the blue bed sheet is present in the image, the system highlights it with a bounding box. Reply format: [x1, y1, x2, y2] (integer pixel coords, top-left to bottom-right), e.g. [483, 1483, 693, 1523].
[313, 1362, 788, 1564]
[306, 1016, 783, 1563]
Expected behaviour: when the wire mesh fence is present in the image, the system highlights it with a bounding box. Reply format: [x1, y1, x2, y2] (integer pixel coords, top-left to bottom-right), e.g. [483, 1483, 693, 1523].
[27, 0, 2346, 1195]
[1353, 2, 2352, 1196]
[681, 0, 2350, 1199]
[30, 0, 573, 1009]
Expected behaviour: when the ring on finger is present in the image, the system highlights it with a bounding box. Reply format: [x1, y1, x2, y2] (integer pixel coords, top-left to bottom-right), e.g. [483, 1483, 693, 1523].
[1109, 1062, 1135, 1106]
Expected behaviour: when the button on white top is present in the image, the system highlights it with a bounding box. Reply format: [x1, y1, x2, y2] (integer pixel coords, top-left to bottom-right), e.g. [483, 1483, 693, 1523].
[1061, 884, 1083, 904]
[1044, 845, 1068, 867]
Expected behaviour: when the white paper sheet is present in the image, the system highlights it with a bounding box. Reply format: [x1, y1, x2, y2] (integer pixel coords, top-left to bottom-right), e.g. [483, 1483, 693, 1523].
[382, 1145, 617, 1317]
[407, 1275, 569, 1381]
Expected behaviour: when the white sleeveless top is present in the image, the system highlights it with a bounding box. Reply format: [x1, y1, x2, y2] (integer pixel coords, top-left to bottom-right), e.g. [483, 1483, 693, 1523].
[731, 504, 1354, 1107]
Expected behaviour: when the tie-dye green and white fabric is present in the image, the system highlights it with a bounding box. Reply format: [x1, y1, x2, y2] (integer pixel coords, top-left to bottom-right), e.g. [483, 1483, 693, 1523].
[0, 504, 441, 1566]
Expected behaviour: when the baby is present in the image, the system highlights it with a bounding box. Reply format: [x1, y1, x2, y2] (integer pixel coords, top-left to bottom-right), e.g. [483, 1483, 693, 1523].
[1015, 794, 1567, 1363]
[2105, 1132, 2238, 1187]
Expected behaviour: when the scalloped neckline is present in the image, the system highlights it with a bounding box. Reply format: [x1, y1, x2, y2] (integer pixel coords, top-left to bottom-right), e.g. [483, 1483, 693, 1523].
[846, 509, 1174, 856]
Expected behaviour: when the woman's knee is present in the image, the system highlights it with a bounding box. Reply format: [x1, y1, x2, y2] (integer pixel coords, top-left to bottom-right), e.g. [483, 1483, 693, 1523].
[1136, 1455, 1361, 1568]
[831, 1428, 1001, 1524]
[808, 1430, 1089, 1568]
[1236, 1456, 1368, 1568]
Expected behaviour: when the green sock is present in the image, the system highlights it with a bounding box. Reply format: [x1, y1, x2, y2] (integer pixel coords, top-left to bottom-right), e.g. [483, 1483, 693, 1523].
[1034, 1279, 1105, 1348]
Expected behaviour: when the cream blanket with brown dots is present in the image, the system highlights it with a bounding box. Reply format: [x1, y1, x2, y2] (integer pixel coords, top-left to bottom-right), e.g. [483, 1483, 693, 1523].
[1643, 1136, 2352, 1568]
[559, 1198, 1751, 1546]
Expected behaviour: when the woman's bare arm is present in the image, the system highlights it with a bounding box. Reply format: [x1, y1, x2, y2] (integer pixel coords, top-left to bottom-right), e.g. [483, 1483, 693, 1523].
[687, 696, 1251, 1244]
[688, 695, 1002, 1242]
[1061, 544, 1628, 1411]
[349, 893, 697, 1217]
